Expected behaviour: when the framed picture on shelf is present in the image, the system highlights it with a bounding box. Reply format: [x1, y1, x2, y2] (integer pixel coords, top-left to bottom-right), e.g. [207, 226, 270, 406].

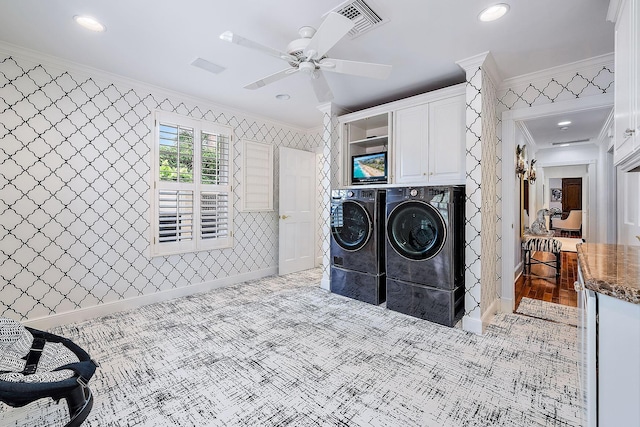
[550, 188, 562, 202]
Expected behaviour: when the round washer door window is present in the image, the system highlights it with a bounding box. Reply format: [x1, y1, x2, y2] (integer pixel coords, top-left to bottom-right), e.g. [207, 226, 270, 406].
[387, 201, 446, 260]
[331, 200, 372, 251]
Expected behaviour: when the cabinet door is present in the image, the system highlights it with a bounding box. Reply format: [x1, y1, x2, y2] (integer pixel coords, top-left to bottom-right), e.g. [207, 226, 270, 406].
[394, 104, 428, 184]
[428, 95, 466, 184]
[617, 167, 640, 246]
[598, 294, 640, 426]
[614, 0, 635, 164]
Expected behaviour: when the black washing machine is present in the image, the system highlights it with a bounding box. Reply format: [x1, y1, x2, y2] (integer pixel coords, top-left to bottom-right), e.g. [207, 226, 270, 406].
[385, 186, 465, 326]
[330, 188, 385, 305]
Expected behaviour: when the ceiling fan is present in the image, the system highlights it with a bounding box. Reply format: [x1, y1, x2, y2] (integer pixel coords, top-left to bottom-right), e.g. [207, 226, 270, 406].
[219, 12, 392, 102]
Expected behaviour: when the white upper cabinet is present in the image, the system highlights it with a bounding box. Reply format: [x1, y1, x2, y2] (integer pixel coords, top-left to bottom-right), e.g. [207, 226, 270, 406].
[394, 104, 428, 184]
[394, 92, 466, 185]
[339, 84, 466, 186]
[339, 83, 466, 188]
[610, 0, 640, 170]
[427, 95, 466, 184]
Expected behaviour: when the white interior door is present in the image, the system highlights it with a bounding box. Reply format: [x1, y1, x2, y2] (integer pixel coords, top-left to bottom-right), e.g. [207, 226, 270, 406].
[279, 146, 316, 274]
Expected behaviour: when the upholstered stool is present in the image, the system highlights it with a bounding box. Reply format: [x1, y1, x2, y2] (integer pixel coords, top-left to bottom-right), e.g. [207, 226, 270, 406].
[522, 237, 562, 283]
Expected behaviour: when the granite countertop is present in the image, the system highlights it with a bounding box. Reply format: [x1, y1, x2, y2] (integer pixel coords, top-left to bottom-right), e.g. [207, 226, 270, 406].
[577, 243, 640, 304]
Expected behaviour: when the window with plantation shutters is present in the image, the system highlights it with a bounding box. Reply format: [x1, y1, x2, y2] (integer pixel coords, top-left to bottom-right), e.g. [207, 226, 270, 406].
[151, 111, 233, 256]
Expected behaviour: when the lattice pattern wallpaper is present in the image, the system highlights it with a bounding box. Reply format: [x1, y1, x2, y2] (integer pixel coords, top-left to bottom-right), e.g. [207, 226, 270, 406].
[463, 67, 483, 325]
[0, 54, 322, 321]
[480, 70, 499, 316]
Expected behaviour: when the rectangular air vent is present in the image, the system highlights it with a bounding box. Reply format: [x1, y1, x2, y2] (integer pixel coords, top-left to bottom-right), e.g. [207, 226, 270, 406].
[329, 0, 388, 38]
[550, 139, 591, 146]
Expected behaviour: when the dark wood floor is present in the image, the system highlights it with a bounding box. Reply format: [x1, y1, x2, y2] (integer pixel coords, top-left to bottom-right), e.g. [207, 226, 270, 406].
[514, 250, 578, 310]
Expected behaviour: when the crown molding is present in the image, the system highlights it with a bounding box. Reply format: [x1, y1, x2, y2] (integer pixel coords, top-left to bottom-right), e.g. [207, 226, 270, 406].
[606, 0, 623, 22]
[499, 53, 615, 92]
[456, 51, 502, 87]
[0, 41, 315, 133]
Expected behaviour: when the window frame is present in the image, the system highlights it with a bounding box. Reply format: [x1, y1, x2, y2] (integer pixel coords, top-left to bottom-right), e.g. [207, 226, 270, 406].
[150, 110, 234, 257]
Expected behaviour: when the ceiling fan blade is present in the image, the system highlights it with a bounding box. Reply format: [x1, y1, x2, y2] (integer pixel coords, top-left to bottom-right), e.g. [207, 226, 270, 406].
[220, 31, 297, 63]
[244, 68, 297, 90]
[304, 12, 354, 59]
[319, 58, 392, 79]
[311, 71, 333, 103]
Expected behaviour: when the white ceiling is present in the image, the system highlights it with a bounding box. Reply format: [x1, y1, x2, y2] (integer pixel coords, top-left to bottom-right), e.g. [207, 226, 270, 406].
[0, 0, 614, 129]
[521, 107, 613, 149]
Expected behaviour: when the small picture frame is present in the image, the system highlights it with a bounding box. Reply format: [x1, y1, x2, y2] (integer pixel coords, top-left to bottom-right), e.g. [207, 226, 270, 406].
[550, 188, 562, 202]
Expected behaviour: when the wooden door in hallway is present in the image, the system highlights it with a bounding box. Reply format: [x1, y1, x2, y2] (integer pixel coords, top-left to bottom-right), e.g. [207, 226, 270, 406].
[562, 177, 582, 214]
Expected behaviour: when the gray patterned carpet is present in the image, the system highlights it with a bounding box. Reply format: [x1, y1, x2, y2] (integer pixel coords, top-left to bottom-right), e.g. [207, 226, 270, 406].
[1, 269, 583, 426]
[515, 297, 579, 327]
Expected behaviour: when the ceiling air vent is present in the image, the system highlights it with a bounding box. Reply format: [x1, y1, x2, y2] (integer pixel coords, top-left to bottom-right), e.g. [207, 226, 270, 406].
[550, 139, 591, 146]
[330, 0, 388, 38]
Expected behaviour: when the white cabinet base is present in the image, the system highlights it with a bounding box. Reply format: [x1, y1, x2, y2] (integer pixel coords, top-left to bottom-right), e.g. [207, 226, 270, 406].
[598, 293, 640, 426]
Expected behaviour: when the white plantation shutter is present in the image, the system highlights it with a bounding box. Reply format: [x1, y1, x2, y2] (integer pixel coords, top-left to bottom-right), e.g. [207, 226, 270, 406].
[152, 111, 233, 256]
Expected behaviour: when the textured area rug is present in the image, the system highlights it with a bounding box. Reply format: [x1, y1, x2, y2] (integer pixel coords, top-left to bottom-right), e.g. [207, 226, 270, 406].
[1, 269, 583, 426]
[516, 297, 579, 327]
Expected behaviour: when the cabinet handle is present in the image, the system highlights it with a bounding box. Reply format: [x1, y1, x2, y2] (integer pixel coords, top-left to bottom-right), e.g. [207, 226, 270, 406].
[573, 281, 584, 292]
[624, 128, 636, 137]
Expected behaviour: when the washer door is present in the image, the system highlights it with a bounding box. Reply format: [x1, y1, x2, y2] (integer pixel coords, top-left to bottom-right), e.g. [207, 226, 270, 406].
[331, 200, 372, 251]
[387, 201, 446, 260]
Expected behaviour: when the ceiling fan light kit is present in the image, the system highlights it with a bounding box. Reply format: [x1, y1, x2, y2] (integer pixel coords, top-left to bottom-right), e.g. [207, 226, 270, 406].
[219, 12, 392, 102]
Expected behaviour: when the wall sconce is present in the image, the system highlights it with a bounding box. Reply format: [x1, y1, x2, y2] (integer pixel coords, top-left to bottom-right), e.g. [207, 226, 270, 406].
[516, 144, 527, 178]
[515, 144, 536, 184]
[528, 159, 537, 184]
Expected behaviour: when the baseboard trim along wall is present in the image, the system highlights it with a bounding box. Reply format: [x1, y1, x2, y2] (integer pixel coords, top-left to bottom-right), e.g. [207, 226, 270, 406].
[24, 267, 278, 330]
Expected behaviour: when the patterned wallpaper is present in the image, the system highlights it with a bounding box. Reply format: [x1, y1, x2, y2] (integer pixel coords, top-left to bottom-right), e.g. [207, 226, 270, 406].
[480, 70, 498, 317]
[0, 54, 322, 321]
[462, 66, 483, 325]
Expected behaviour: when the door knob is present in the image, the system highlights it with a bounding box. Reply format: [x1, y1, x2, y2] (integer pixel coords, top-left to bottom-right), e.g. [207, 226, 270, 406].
[280, 215, 289, 220]
[624, 128, 636, 137]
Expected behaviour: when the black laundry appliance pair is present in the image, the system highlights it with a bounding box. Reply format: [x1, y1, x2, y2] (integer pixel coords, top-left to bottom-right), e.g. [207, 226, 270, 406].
[330, 186, 465, 327]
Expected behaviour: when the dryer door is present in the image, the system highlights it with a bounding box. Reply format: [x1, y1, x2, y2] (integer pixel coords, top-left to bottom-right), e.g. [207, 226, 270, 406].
[331, 200, 372, 252]
[387, 201, 446, 260]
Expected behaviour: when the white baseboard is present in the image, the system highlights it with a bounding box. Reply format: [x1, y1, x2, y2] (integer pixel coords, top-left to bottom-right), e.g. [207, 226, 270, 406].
[500, 297, 514, 313]
[321, 276, 330, 291]
[462, 315, 483, 335]
[463, 297, 500, 335]
[481, 298, 500, 331]
[24, 267, 278, 330]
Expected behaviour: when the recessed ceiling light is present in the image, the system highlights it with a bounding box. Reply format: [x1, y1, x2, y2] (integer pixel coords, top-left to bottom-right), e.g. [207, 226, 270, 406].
[478, 4, 510, 22]
[275, 94, 290, 101]
[74, 15, 106, 32]
[557, 120, 572, 126]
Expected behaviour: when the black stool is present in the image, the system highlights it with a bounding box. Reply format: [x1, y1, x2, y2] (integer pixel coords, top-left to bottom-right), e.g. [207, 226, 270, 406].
[0, 327, 99, 427]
